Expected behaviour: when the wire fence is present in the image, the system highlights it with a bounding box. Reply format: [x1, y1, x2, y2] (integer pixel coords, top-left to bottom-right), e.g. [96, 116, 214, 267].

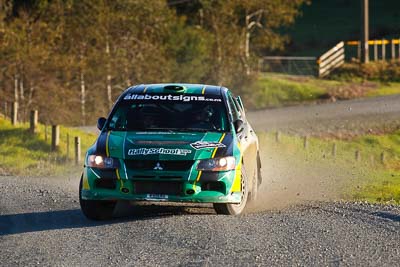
[259, 56, 318, 76]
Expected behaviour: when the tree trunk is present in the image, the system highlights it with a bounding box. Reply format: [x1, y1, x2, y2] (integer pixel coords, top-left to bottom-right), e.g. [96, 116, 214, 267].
[27, 81, 34, 107]
[19, 77, 25, 122]
[211, 16, 223, 85]
[19, 77, 24, 101]
[106, 38, 112, 108]
[14, 74, 19, 102]
[244, 14, 251, 75]
[80, 71, 86, 126]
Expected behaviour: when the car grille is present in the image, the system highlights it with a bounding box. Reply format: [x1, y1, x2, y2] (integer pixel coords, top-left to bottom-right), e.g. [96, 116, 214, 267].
[125, 160, 194, 171]
[134, 181, 182, 195]
[95, 179, 117, 190]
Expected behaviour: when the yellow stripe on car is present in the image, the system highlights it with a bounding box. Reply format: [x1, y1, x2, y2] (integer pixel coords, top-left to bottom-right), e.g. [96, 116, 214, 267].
[231, 159, 242, 192]
[231, 143, 243, 193]
[83, 175, 90, 190]
[192, 170, 202, 190]
[211, 133, 226, 158]
[105, 131, 111, 157]
[201, 85, 206, 95]
[116, 168, 125, 191]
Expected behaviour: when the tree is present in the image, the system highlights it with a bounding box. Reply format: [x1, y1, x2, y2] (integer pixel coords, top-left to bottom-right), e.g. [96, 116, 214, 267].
[199, 0, 306, 90]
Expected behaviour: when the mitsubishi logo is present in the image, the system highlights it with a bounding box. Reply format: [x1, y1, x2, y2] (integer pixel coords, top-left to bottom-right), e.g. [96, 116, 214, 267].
[153, 162, 163, 171]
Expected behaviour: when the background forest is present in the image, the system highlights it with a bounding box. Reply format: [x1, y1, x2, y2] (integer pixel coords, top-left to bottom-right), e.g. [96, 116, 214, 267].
[0, 0, 305, 125]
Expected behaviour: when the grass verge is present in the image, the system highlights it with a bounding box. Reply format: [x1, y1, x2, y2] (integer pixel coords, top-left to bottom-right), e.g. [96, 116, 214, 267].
[259, 131, 400, 204]
[0, 117, 97, 176]
[247, 73, 400, 109]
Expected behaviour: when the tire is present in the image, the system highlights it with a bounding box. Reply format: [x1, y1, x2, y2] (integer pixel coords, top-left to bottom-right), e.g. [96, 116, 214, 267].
[79, 176, 116, 220]
[213, 165, 249, 215]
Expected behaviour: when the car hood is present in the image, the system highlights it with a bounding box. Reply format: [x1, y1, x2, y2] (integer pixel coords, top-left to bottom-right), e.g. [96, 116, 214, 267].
[97, 131, 233, 160]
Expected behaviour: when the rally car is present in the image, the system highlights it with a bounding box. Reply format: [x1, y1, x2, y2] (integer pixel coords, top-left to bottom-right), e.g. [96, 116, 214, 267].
[79, 83, 262, 220]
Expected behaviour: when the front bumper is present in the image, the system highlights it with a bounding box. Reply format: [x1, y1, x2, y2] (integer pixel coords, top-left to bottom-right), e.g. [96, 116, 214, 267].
[81, 188, 241, 203]
[81, 166, 241, 203]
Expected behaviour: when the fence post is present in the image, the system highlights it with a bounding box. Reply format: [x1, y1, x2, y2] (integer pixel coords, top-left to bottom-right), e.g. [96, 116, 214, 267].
[357, 43, 361, 60]
[29, 110, 38, 134]
[380, 151, 385, 164]
[51, 125, 60, 151]
[374, 41, 378, 61]
[303, 136, 309, 149]
[75, 137, 81, 165]
[275, 131, 280, 143]
[398, 39, 400, 59]
[382, 39, 386, 60]
[11, 101, 18, 125]
[391, 40, 395, 60]
[332, 143, 337, 157]
[355, 150, 361, 161]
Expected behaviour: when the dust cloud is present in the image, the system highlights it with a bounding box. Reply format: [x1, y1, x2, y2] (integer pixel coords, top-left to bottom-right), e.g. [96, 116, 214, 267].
[247, 137, 359, 212]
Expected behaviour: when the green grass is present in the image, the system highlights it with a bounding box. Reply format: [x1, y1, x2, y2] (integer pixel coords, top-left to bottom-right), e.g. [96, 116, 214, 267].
[366, 82, 400, 97]
[246, 73, 400, 109]
[247, 74, 330, 108]
[0, 117, 97, 176]
[259, 131, 400, 204]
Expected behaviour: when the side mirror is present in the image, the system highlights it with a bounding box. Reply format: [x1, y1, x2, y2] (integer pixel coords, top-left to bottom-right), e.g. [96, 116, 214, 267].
[234, 119, 244, 134]
[97, 117, 106, 130]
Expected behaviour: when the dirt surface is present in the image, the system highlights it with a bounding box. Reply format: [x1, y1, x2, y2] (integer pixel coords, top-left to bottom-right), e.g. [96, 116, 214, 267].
[1, 96, 400, 266]
[1, 175, 399, 266]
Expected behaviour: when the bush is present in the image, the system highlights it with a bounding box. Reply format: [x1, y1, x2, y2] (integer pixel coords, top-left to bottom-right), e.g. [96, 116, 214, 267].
[329, 61, 400, 82]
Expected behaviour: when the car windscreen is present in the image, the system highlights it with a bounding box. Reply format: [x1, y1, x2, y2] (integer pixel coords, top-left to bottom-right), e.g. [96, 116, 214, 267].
[106, 95, 230, 132]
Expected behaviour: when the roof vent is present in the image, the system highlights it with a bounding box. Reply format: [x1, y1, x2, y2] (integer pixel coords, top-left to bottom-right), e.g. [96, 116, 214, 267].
[164, 85, 185, 91]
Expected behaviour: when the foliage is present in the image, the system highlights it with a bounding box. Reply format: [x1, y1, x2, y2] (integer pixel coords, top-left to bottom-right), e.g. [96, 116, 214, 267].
[329, 62, 400, 82]
[283, 0, 400, 56]
[0, 0, 306, 125]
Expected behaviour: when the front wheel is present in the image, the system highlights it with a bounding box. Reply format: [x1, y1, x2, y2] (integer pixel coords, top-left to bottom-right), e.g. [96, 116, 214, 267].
[213, 165, 249, 215]
[79, 176, 116, 220]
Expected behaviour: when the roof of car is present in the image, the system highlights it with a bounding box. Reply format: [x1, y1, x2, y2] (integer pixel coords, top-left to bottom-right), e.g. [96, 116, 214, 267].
[125, 83, 226, 96]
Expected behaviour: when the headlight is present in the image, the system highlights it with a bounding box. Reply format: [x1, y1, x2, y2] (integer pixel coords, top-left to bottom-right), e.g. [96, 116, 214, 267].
[197, 156, 236, 171]
[87, 155, 120, 169]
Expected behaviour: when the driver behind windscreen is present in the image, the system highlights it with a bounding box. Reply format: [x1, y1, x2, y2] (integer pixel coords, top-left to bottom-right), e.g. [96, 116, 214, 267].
[189, 105, 215, 130]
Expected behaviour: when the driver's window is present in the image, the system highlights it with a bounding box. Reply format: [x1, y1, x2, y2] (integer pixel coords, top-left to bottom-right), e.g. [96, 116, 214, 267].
[109, 106, 128, 130]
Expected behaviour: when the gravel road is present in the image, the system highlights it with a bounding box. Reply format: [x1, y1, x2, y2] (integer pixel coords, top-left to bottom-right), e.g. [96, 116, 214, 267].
[1, 176, 399, 266]
[248, 94, 400, 137]
[1, 96, 400, 266]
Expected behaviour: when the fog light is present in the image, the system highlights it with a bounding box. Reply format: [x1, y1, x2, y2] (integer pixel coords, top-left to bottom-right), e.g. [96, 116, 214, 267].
[121, 188, 129, 193]
[186, 189, 195, 195]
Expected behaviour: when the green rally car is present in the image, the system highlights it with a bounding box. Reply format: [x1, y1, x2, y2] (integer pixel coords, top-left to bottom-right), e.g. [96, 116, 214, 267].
[79, 83, 261, 219]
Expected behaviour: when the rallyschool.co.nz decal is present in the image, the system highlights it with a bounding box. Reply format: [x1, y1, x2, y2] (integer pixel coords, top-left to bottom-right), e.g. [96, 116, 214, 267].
[190, 141, 226, 150]
[127, 147, 192, 156]
[123, 94, 222, 102]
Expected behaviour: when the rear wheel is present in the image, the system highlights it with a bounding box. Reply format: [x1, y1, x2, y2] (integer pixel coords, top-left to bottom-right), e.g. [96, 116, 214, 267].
[213, 165, 249, 215]
[79, 177, 116, 220]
